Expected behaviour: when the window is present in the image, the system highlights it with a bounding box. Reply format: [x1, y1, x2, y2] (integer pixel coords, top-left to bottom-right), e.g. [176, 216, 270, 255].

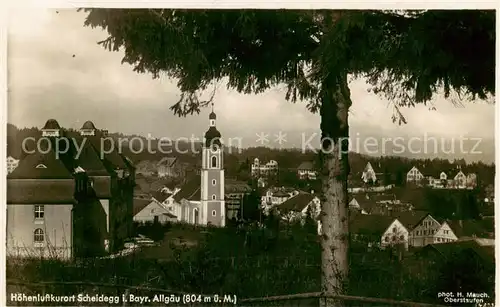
[212, 210, 217, 217]
[35, 164, 47, 169]
[212, 179, 217, 186]
[385, 236, 389, 242]
[211, 156, 217, 168]
[34, 205, 44, 219]
[34, 228, 44, 243]
[212, 194, 216, 200]
[392, 227, 397, 233]
[437, 238, 441, 242]
[151, 209, 155, 214]
[399, 235, 404, 240]
[392, 236, 396, 241]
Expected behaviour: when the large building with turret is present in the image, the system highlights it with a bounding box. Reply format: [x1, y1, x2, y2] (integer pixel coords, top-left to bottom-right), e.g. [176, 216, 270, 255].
[6, 119, 135, 259]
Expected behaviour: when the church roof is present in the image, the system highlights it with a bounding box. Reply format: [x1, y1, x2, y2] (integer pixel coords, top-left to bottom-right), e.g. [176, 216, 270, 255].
[42, 119, 61, 130]
[174, 175, 201, 202]
[204, 127, 222, 147]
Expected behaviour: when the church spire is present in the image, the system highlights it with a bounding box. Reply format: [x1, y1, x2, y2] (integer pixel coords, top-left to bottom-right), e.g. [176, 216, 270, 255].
[209, 103, 217, 127]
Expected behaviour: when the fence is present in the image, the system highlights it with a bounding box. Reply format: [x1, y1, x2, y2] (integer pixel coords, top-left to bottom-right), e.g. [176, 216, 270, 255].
[6, 280, 449, 307]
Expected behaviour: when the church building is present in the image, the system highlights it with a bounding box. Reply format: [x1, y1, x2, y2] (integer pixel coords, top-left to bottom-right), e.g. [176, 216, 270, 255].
[173, 108, 226, 226]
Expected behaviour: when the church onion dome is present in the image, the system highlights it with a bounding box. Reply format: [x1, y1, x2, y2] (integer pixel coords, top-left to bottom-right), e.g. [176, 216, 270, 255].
[209, 111, 217, 120]
[205, 126, 222, 147]
[42, 119, 61, 130]
[81, 120, 96, 129]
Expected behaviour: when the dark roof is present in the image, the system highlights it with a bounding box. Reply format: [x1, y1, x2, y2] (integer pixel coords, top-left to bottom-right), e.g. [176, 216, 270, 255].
[7, 179, 76, 204]
[273, 190, 291, 197]
[419, 240, 495, 264]
[350, 214, 394, 235]
[204, 127, 222, 147]
[279, 192, 315, 213]
[88, 134, 128, 170]
[42, 119, 60, 129]
[355, 197, 379, 214]
[173, 176, 201, 202]
[297, 161, 314, 170]
[209, 111, 217, 120]
[9, 151, 74, 179]
[394, 211, 429, 230]
[151, 191, 172, 203]
[447, 220, 491, 238]
[81, 121, 96, 129]
[133, 198, 152, 216]
[64, 131, 109, 176]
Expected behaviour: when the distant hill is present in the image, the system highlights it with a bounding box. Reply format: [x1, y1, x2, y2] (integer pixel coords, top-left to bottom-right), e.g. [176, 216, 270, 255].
[7, 123, 495, 187]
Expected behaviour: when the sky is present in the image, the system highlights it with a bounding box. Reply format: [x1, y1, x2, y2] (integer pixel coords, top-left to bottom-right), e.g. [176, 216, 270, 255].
[7, 9, 496, 162]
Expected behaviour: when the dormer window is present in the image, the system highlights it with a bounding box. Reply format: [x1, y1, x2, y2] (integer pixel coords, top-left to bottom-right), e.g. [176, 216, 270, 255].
[35, 164, 47, 169]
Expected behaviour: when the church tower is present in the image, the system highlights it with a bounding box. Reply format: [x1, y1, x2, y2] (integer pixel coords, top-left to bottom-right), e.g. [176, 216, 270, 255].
[200, 105, 225, 227]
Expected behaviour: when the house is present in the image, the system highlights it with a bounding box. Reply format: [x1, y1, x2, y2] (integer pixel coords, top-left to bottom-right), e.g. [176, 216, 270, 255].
[297, 161, 317, 180]
[6, 119, 135, 259]
[275, 191, 321, 233]
[453, 170, 467, 189]
[157, 157, 183, 178]
[361, 162, 377, 184]
[465, 173, 477, 189]
[135, 160, 157, 177]
[251, 158, 278, 177]
[7, 156, 20, 174]
[261, 187, 298, 214]
[171, 109, 226, 226]
[348, 197, 368, 215]
[133, 198, 177, 224]
[406, 166, 424, 183]
[350, 214, 402, 249]
[409, 214, 458, 247]
[427, 166, 477, 190]
[225, 179, 252, 220]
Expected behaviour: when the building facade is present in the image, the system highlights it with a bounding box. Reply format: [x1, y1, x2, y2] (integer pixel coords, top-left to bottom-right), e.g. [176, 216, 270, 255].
[409, 214, 458, 247]
[251, 158, 278, 177]
[6, 119, 135, 259]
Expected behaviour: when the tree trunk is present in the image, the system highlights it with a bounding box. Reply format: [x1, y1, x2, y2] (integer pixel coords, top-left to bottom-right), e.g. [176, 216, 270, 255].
[319, 72, 351, 307]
